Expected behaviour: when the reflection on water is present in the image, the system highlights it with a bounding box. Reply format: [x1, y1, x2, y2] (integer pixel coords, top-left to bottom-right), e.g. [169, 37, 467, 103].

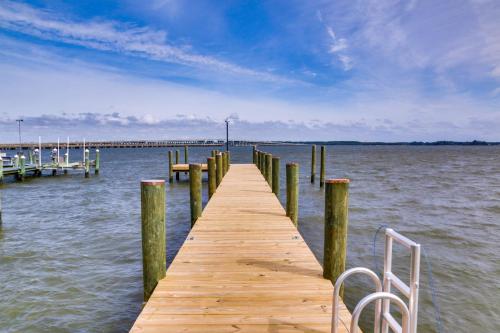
[0, 146, 499, 332]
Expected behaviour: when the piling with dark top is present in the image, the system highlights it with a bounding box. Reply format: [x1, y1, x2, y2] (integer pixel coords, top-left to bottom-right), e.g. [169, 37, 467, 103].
[216, 153, 223, 186]
[323, 178, 349, 297]
[140, 179, 166, 302]
[207, 157, 216, 199]
[95, 149, 100, 175]
[311, 145, 316, 183]
[286, 163, 299, 226]
[265, 153, 272, 187]
[320, 146, 326, 187]
[272, 156, 280, 196]
[168, 151, 173, 183]
[175, 150, 180, 181]
[84, 149, 90, 178]
[189, 164, 202, 227]
[252, 146, 257, 164]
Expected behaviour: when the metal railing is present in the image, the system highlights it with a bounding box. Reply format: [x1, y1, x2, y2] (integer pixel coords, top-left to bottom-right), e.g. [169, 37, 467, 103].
[331, 228, 420, 333]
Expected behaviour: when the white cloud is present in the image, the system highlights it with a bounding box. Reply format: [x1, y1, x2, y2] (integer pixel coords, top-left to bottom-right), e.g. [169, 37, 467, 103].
[325, 26, 351, 71]
[0, 1, 292, 83]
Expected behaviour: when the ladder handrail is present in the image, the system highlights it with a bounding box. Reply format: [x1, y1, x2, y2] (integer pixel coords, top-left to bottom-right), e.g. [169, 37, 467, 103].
[332, 267, 382, 333]
[350, 292, 410, 333]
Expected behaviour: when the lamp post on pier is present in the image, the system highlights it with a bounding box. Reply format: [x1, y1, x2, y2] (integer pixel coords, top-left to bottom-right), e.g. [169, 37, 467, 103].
[16, 119, 23, 154]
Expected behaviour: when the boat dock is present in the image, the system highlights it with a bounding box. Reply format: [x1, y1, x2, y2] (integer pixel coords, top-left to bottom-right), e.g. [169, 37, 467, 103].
[130, 164, 357, 333]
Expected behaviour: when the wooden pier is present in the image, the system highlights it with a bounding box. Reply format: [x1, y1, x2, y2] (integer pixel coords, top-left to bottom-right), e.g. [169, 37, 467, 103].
[131, 164, 357, 333]
[172, 164, 208, 172]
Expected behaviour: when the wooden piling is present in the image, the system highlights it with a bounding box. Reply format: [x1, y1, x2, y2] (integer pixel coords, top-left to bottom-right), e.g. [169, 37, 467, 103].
[85, 149, 90, 178]
[216, 153, 223, 187]
[175, 150, 180, 181]
[261, 152, 266, 175]
[211, 150, 216, 158]
[18, 155, 26, 181]
[168, 151, 173, 183]
[323, 179, 349, 297]
[265, 153, 272, 187]
[207, 157, 216, 199]
[140, 180, 166, 302]
[311, 145, 316, 183]
[184, 146, 188, 164]
[286, 163, 299, 226]
[222, 152, 228, 176]
[259, 152, 265, 174]
[0, 155, 3, 182]
[252, 146, 257, 164]
[189, 163, 202, 227]
[320, 146, 325, 187]
[272, 156, 280, 196]
[226, 151, 231, 170]
[95, 149, 100, 175]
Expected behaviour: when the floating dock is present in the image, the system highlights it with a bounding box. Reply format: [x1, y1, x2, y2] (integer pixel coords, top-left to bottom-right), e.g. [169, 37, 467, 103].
[130, 164, 357, 332]
[172, 163, 208, 172]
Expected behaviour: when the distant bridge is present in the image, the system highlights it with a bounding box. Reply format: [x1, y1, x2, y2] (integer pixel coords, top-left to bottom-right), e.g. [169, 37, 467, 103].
[0, 140, 301, 150]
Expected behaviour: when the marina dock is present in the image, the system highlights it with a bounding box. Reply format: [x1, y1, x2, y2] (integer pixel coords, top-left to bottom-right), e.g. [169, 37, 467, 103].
[131, 164, 357, 332]
[172, 163, 208, 172]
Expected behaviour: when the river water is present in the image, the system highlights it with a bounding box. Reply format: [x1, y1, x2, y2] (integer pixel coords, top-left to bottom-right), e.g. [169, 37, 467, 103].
[0, 146, 498, 332]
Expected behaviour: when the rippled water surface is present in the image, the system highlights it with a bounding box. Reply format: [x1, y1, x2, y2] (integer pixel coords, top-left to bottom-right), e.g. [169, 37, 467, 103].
[1, 146, 499, 332]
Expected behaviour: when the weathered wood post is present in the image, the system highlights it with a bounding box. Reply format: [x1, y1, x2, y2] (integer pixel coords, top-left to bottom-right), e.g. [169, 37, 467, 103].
[84, 149, 90, 178]
[0, 155, 3, 182]
[311, 144, 316, 183]
[207, 157, 216, 199]
[184, 145, 188, 175]
[168, 151, 173, 183]
[175, 150, 180, 181]
[216, 153, 223, 186]
[255, 150, 260, 168]
[211, 150, 216, 158]
[323, 178, 349, 297]
[140, 179, 166, 302]
[272, 156, 280, 196]
[252, 146, 257, 164]
[226, 151, 231, 170]
[95, 149, 100, 175]
[18, 155, 26, 181]
[260, 152, 266, 176]
[265, 153, 272, 187]
[222, 152, 228, 176]
[189, 163, 202, 227]
[320, 145, 326, 187]
[286, 163, 299, 226]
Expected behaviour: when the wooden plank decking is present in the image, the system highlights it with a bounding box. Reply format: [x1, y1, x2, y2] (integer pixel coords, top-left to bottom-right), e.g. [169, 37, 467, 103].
[173, 164, 208, 172]
[130, 164, 356, 333]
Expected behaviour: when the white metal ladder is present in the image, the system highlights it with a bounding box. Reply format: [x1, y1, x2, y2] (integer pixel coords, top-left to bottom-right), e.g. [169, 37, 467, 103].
[332, 228, 421, 333]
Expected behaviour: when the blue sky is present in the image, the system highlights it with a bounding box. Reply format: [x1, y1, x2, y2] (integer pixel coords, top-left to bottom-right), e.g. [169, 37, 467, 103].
[0, 0, 499, 141]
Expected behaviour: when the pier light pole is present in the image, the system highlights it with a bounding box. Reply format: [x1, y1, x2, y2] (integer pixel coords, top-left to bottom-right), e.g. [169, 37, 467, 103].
[225, 118, 229, 152]
[16, 119, 23, 154]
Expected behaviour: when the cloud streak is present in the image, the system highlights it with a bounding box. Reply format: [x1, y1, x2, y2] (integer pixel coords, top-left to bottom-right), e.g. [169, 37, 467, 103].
[0, 1, 292, 83]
